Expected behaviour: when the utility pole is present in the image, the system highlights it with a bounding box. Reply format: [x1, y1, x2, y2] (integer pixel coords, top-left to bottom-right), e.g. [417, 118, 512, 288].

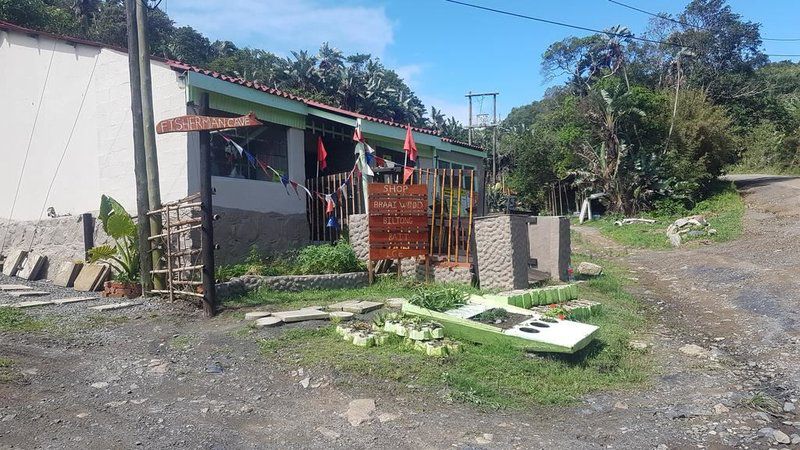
[465, 91, 499, 184]
[125, 0, 153, 292]
[198, 93, 217, 317]
[135, 0, 164, 290]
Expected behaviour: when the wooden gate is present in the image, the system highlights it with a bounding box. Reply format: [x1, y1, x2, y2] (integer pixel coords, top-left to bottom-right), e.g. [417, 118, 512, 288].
[147, 193, 207, 303]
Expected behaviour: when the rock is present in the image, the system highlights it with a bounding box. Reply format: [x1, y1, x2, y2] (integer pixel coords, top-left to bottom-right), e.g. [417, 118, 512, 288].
[475, 433, 493, 445]
[784, 402, 796, 413]
[758, 427, 775, 438]
[316, 427, 340, 440]
[329, 311, 354, 321]
[300, 377, 310, 388]
[752, 411, 771, 423]
[773, 429, 791, 444]
[385, 298, 405, 309]
[378, 412, 399, 423]
[791, 433, 800, 445]
[205, 362, 224, 374]
[668, 232, 682, 247]
[613, 401, 628, 410]
[244, 311, 271, 320]
[91, 382, 109, 389]
[629, 340, 649, 350]
[577, 262, 603, 276]
[686, 230, 706, 237]
[346, 398, 376, 426]
[713, 403, 730, 414]
[679, 344, 708, 357]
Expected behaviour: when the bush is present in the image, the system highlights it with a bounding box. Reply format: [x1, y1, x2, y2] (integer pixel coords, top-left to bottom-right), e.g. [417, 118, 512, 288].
[408, 286, 469, 312]
[294, 240, 365, 275]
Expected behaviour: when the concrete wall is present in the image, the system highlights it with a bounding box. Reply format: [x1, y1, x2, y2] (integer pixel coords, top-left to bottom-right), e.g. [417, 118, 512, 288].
[529, 216, 571, 282]
[473, 214, 531, 291]
[213, 206, 309, 265]
[0, 29, 188, 221]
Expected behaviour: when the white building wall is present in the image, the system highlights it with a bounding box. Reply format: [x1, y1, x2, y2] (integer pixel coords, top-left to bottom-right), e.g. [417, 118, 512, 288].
[0, 29, 188, 221]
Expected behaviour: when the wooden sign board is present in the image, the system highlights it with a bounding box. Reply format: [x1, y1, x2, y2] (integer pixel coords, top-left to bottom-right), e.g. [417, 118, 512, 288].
[156, 112, 262, 134]
[368, 183, 429, 262]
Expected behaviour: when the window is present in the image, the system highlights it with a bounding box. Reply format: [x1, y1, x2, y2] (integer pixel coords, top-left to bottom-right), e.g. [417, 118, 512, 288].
[209, 109, 288, 181]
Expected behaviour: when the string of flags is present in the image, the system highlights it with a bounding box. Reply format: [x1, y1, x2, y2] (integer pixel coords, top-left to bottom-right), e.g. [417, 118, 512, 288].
[214, 120, 422, 229]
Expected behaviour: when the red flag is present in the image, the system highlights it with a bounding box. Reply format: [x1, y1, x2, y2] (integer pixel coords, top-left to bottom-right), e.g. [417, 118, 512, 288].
[317, 136, 328, 170]
[403, 125, 417, 162]
[325, 195, 335, 214]
[403, 166, 414, 184]
[352, 126, 363, 142]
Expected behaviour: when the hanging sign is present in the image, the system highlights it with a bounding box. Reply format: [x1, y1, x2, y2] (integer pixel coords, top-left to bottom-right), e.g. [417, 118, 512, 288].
[367, 183, 429, 260]
[156, 112, 262, 134]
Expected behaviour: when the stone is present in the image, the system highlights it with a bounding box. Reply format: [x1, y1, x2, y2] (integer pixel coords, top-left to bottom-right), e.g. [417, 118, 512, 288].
[576, 261, 603, 276]
[629, 340, 649, 350]
[16, 253, 46, 280]
[329, 311, 354, 321]
[316, 427, 340, 440]
[11, 300, 53, 308]
[244, 311, 271, 320]
[378, 412, 399, 423]
[299, 377, 310, 388]
[386, 298, 406, 308]
[327, 300, 383, 314]
[773, 429, 791, 444]
[254, 317, 283, 328]
[52, 261, 83, 287]
[758, 427, 775, 437]
[791, 434, 800, 445]
[52, 296, 98, 305]
[91, 382, 109, 389]
[9, 290, 50, 298]
[2, 249, 27, 276]
[88, 301, 141, 311]
[272, 309, 329, 323]
[346, 398, 375, 426]
[713, 403, 730, 414]
[475, 433, 493, 444]
[668, 233, 682, 247]
[784, 402, 796, 413]
[614, 401, 629, 410]
[752, 411, 771, 423]
[74, 264, 107, 291]
[0, 284, 32, 291]
[205, 362, 224, 374]
[679, 344, 708, 357]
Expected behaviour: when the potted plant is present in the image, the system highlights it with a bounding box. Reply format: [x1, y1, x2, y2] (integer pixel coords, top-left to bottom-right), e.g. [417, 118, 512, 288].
[88, 195, 142, 298]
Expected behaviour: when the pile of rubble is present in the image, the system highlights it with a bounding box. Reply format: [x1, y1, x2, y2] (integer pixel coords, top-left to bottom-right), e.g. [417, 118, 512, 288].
[666, 215, 717, 247]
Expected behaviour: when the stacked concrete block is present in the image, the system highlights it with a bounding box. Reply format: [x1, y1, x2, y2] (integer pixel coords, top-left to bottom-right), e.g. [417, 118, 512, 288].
[473, 214, 531, 290]
[347, 214, 369, 262]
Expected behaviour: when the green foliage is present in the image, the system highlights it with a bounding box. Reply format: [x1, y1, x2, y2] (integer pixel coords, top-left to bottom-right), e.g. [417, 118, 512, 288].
[408, 286, 469, 312]
[294, 239, 365, 275]
[0, 307, 46, 332]
[88, 195, 139, 282]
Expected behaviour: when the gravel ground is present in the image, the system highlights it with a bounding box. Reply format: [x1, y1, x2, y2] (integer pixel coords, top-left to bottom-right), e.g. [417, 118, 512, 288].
[1, 175, 799, 449]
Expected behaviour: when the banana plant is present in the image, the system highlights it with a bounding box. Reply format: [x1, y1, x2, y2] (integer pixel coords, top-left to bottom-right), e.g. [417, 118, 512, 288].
[87, 195, 140, 283]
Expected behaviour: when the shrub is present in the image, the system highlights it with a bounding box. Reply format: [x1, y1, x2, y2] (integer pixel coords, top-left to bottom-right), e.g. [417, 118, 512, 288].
[293, 240, 364, 275]
[408, 286, 469, 312]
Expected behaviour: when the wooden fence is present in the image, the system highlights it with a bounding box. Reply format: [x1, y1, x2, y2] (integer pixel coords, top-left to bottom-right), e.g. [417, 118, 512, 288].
[306, 168, 476, 265]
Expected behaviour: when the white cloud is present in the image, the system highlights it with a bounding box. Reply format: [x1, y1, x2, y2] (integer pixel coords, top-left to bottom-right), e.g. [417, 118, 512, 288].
[394, 64, 423, 88]
[421, 95, 471, 125]
[167, 0, 395, 57]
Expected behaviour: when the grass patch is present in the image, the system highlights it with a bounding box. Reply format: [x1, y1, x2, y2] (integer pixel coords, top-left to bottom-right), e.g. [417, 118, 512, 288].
[0, 307, 46, 332]
[223, 277, 479, 310]
[256, 254, 650, 408]
[585, 181, 745, 249]
[170, 335, 192, 350]
[0, 357, 18, 383]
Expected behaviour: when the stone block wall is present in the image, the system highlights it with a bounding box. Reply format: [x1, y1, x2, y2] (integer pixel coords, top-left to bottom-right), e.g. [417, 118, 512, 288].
[348, 214, 369, 261]
[528, 216, 571, 281]
[473, 214, 531, 291]
[0, 215, 109, 279]
[216, 272, 369, 297]
[213, 206, 310, 265]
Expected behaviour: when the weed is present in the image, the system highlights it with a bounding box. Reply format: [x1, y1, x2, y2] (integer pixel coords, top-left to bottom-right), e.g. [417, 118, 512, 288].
[742, 392, 783, 412]
[170, 335, 192, 350]
[0, 307, 46, 332]
[407, 286, 469, 312]
[0, 357, 17, 383]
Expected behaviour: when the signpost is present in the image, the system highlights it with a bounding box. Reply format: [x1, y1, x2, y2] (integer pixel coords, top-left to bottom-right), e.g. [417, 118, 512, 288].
[367, 183, 429, 282]
[155, 112, 262, 134]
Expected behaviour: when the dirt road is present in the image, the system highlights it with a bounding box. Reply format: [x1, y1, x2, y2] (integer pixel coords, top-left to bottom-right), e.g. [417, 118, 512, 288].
[1, 175, 798, 449]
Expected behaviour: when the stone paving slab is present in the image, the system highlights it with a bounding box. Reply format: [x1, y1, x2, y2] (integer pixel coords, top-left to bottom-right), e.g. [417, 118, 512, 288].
[255, 316, 283, 327]
[52, 262, 83, 288]
[88, 301, 142, 312]
[52, 296, 99, 305]
[272, 309, 329, 323]
[9, 291, 50, 298]
[11, 300, 55, 308]
[329, 311, 354, 320]
[2, 249, 27, 276]
[74, 264, 106, 291]
[16, 253, 45, 280]
[327, 300, 383, 314]
[0, 284, 33, 291]
[244, 311, 271, 320]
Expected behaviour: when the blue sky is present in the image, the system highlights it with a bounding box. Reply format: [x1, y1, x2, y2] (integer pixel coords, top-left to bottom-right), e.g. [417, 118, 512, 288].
[165, 0, 800, 123]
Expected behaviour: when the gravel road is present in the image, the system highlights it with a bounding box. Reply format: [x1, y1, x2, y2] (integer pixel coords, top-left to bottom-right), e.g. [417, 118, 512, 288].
[1, 174, 798, 449]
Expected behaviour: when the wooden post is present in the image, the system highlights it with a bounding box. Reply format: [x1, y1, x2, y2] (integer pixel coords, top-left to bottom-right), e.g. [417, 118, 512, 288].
[125, 0, 153, 293]
[198, 93, 216, 317]
[165, 204, 173, 302]
[81, 212, 94, 261]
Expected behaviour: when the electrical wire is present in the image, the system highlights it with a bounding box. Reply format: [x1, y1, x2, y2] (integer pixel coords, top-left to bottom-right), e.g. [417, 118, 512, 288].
[443, 0, 689, 48]
[26, 55, 100, 252]
[608, 0, 800, 42]
[0, 40, 57, 257]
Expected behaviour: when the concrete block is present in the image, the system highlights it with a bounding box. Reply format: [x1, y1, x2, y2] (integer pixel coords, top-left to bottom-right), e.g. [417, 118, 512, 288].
[244, 311, 271, 320]
[52, 261, 83, 287]
[255, 316, 283, 327]
[11, 300, 54, 308]
[88, 301, 141, 311]
[329, 311, 354, 320]
[74, 264, 107, 291]
[474, 214, 531, 290]
[16, 253, 46, 280]
[271, 309, 329, 323]
[9, 290, 50, 297]
[52, 296, 98, 305]
[0, 284, 32, 291]
[327, 300, 383, 314]
[2, 249, 27, 276]
[577, 262, 603, 276]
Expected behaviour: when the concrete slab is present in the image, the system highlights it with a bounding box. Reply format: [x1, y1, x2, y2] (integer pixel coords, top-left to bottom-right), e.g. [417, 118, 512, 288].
[272, 309, 329, 323]
[52, 296, 99, 305]
[74, 264, 106, 291]
[0, 284, 32, 291]
[385, 298, 406, 309]
[52, 261, 83, 287]
[2, 249, 27, 276]
[88, 301, 141, 311]
[327, 300, 383, 314]
[255, 316, 283, 327]
[244, 311, 271, 320]
[16, 253, 46, 280]
[9, 291, 50, 298]
[11, 300, 54, 308]
[91, 265, 111, 291]
[329, 311, 354, 320]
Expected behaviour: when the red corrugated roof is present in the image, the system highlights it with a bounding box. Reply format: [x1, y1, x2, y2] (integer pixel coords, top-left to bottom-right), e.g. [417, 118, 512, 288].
[1, 19, 486, 152]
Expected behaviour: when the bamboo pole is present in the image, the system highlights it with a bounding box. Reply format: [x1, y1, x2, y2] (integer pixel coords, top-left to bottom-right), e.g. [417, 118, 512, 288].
[455, 169, 463, 263]
[165, 205, 173, 301]
[447, 168, 454, 262]
[466, 170, 475, 263]
[429, 168, 436, 258]
[437, 169, 446, 255]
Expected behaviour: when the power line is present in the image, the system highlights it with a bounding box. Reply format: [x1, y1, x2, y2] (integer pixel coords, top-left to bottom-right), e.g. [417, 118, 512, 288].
[443, 0, 688, 48]
[608, 0, 800, 42]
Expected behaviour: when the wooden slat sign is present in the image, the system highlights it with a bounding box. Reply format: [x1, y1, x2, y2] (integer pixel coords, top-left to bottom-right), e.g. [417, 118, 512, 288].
[156, 112, 262, 134]
[368, 183, 429, 261]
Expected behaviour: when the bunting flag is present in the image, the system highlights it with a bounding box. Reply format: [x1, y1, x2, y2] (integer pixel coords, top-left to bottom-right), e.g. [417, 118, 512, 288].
[326, 216, 339, 229]
[403, 124, 418, 162]
[243, 149, 257, 167]
[317, 136, 328, 170]
[365, 152, 374, 165]
[289, 180, 300, 196]
[280, 174, 290, 194]
[325, 194, 335, 214]
[352, 123, 363, 142]
[403, 166, 415, 184]
[221, 134, 245, 156]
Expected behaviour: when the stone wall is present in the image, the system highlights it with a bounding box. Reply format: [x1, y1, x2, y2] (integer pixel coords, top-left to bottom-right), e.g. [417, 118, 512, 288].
[473, 214, 531, 291]
[216, 272, 369, 297]
[348, 214, 369, 261]
[213, 206, 310, 265]
[528, 216, 571, 281]
[0, 215, 109, 279]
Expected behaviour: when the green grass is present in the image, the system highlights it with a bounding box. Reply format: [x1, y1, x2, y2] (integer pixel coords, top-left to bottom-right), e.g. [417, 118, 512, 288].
[0, 307, 46, 332]
[0, 357, 18, 383]
[585, 181, 745, 249]
[223, 277, 480, 310]
[256, 254, 650, 408]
